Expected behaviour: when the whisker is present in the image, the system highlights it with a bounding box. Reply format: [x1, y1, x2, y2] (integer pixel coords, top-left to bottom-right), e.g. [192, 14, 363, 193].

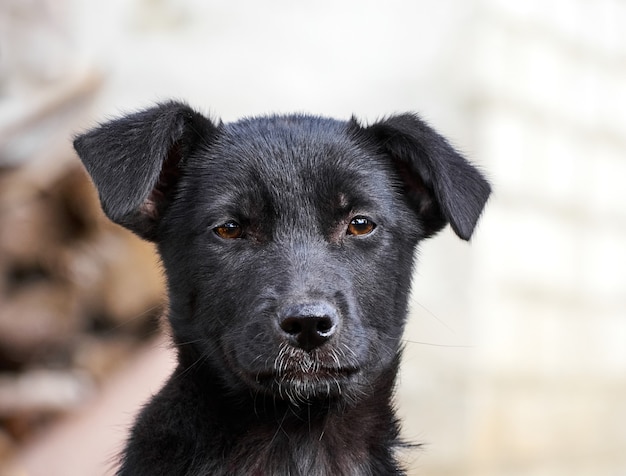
[411, 300, 456, 335]
[403, 339, 474, 348]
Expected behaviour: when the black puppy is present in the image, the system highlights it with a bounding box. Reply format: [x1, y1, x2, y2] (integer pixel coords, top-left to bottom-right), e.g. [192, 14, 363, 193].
[74, 102, 490, 475]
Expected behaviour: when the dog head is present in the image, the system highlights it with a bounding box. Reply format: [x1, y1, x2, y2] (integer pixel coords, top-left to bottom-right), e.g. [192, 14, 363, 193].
[74, 102, 489, 404]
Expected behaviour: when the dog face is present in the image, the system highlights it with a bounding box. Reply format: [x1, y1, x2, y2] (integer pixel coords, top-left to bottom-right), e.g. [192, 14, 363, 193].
[74, 102, 489, 405]
[161, 116, 421, 404]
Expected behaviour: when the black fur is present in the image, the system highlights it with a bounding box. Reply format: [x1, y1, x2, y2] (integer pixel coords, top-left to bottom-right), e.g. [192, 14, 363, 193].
[73, 102, 490, 476]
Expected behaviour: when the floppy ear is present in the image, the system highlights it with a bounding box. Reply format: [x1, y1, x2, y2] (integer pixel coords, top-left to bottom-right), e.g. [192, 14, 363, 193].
[359, 114, 490, 241]
[73, 101, 216, 241]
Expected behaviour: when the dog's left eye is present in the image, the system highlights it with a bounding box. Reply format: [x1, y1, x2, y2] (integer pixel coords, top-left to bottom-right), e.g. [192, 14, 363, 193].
[214, 221, 243, 239]
[347, 216, 376, 236]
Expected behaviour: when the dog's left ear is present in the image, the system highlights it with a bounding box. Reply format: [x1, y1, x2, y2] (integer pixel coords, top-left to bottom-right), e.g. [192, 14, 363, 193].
[73, 101, 216, 241]
[357, 114, 491, 241]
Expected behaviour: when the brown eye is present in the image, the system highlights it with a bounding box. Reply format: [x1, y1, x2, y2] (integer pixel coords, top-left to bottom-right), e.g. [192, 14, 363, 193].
[347, 216, 376, 236]
[214, 221, 243, 239]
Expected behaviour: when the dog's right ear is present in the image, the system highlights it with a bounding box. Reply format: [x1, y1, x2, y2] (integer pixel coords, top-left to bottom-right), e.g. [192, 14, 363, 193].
[73, 101, 217, 241]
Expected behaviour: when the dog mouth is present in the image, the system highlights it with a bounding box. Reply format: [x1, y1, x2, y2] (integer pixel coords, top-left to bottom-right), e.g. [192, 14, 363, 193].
[236, 343, 361, 402]
[250, 365, 360, 403]
[253, 365, 359, 385]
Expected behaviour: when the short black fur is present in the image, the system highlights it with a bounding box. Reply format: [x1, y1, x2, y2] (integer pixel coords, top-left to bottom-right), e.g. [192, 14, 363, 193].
[73, 102, 490, 476]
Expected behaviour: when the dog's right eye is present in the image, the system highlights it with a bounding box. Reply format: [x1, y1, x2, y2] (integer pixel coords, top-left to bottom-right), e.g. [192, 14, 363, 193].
[213, 221, 243, 239]
[347, 216, 376, 236]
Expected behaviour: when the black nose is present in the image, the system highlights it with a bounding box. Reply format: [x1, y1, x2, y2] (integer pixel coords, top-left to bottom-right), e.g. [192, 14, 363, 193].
[278, 302, 338, 352]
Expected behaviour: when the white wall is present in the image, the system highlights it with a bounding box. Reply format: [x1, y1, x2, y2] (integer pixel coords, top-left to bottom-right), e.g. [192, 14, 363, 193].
[402, 1, 626, 474]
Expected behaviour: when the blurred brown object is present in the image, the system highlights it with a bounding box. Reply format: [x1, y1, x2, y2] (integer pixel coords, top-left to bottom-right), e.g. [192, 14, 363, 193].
[0, 164, 165, 369]
[0, 155, 165, 456]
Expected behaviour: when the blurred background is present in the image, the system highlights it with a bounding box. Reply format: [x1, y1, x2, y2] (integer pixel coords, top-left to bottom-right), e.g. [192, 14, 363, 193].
[0, 0, 625, 475]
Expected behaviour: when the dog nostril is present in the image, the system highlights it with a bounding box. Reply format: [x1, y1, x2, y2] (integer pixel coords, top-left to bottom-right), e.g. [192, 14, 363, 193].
[280, 317, 303, 336]
[315, 316, 334, 335]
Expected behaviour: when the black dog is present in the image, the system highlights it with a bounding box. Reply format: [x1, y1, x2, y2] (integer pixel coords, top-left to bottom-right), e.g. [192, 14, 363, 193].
[73, 102, 490, 475]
